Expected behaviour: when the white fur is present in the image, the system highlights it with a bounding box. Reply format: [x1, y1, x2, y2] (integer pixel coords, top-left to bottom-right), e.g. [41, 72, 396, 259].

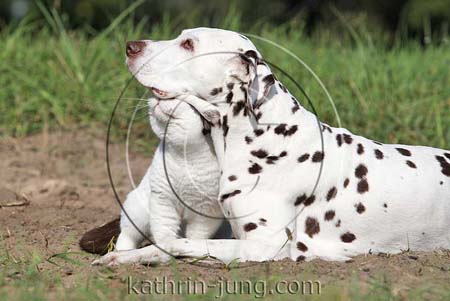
[115, 98, 224, 250]
[94, 28, 450, 266]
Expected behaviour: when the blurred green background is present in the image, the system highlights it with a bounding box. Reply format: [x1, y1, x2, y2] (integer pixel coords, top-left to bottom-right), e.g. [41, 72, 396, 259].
[2, 0, 450, 42]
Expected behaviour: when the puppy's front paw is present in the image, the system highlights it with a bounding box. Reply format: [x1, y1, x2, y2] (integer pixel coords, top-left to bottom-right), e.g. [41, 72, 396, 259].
[91, 246, 172, 266]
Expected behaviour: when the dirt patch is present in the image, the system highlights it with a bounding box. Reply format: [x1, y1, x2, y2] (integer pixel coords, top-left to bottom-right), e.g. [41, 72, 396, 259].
[1, 129, 449, 299]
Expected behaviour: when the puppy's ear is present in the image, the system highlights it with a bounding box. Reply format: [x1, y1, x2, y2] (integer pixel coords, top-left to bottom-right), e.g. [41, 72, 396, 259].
[178, 94, 221, 125]
[198, 108, 221, 125]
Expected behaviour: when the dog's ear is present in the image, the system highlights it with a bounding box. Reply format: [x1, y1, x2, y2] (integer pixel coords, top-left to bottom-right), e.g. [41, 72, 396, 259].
[249, 56, 276, 108]
[178, 94, 221, 125]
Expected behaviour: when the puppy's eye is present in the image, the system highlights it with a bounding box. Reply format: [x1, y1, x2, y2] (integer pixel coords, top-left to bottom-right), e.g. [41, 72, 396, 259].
[180, 39, 194, 51]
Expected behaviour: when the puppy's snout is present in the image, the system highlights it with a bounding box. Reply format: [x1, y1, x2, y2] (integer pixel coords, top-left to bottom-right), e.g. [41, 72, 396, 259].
[126, 41, 146, 58]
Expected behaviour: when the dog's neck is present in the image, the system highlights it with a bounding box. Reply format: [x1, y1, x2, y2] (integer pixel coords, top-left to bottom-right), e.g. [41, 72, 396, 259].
[208, 75, 320, 171]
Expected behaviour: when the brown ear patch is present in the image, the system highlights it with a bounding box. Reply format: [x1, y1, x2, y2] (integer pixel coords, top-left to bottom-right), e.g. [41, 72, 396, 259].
[262, 74, 275, 97]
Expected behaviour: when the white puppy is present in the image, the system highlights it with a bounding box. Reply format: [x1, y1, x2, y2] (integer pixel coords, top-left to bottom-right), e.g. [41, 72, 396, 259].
[115, 97, 224, 250]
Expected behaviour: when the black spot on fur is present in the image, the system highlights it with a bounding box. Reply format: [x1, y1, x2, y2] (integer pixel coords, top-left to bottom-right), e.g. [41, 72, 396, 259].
[244, 50, 258, 61]
[326, 187, 337, 201]
[274, 124, 287, 135]
[278, 83, 288, 93]
[341, 232, 356, 243]
[343, 134, 353, 144]
[251, 149, 268, 159]
[335, 220, 341, 227]
[266, 156, 279, 164]
[296, 255, 306, 262]
[233, 100, 245, 116]
[374, 149, 384, 159]
[254, 129, 264, 137]
[220, 190, 241, 202]
[355, 164, 368, 179]
[324, 210, 335, 221]
[322, 124, 332, 133]
[245, 136, 253, 144]
[357, 179, 369, 194]
[286, 125, 298, 136]
[294, 194, 306, 206]
[343, 178, 350, 188]
[228, 175, 237, 181]
[259, 218, 267, 223]
[311, 151, 324, 162]
[305, 217, 320, 238]
[383, 203, 388, 208]
[445, 153, 450, 160]
[373, 140, 383, 145]
[436, 155, 450, 177]
[202, 128, 211, 136]
[227, 82, 234, 90]
[304, 195, 316, 206]
[396, 148, 412, 156]
[210, 87, 222, 96]
[279, 151, 287, 157]
[357, 143, 364, 155]
[262, 74, 275, 88]
[297, 242, 308, 252]
[298, 153, 310, 163]
[406, 160, 417, 168]
[355, 203, 365, 214]
[255, 111, 262, 121]
[222, 115, 229, 137]
[292, 106, 299, 113]
[243, 222, 257, 232]
[336, 134, 343, 147]
[248, 163, 262, 174]
[226, 92, 233, 103]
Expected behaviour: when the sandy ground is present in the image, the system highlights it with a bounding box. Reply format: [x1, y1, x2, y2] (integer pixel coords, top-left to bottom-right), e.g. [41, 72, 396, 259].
[1, 128, 449, 299]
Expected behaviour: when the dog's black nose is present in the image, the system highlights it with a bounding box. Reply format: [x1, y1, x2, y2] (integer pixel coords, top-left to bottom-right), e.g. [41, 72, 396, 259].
[126, 41, 146, 58]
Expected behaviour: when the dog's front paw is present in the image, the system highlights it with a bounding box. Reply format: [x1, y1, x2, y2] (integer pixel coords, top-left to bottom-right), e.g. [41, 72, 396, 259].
[91, 246, 172, 266]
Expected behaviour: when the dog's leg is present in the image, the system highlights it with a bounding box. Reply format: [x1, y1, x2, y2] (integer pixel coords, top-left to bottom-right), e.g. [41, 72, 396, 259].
[92, 238, 290, 266]
[115, 187, 151, 250]
[185, 216, 225, 239]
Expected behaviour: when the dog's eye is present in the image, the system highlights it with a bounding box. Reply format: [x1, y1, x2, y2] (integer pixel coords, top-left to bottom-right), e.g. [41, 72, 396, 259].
[180, 39, 194, 51]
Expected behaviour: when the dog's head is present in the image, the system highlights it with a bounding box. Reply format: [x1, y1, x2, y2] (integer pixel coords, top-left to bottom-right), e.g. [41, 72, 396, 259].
[147, 97, 212, 145]
[126, 27, 275, 106]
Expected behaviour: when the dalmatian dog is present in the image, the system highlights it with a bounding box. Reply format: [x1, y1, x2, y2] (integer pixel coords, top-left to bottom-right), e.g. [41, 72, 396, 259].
[116, 97, 225, 251]
[93, 27, 450, 265]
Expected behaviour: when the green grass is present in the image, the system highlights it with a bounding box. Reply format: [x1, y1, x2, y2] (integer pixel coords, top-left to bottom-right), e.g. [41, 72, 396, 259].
[1, 3, 449, 148]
